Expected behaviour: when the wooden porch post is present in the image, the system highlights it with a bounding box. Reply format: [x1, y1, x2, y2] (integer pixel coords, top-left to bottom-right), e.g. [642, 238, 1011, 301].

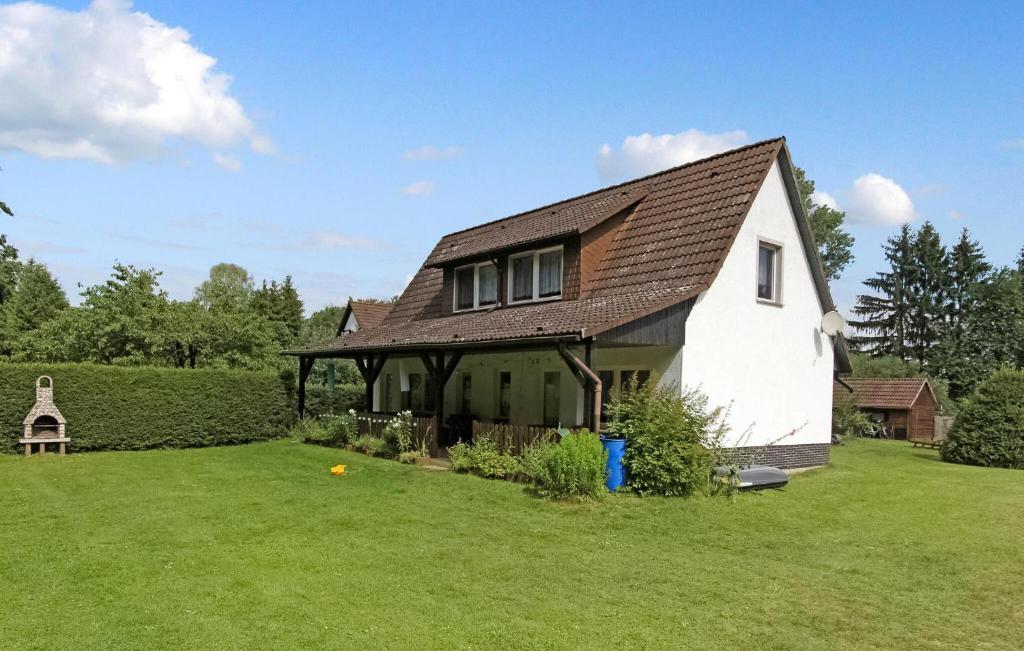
[421, 351, 462, 456]
[355, 354, 388, 413]
[558, 343, 602, 432]
[297, 355, 315, 418]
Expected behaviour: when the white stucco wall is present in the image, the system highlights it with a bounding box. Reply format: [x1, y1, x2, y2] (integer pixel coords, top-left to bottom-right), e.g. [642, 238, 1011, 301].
[679, 160, 833, 447]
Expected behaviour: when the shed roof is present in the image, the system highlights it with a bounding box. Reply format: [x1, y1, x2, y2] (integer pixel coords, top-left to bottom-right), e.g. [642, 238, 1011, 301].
[833, 378, 935, 410]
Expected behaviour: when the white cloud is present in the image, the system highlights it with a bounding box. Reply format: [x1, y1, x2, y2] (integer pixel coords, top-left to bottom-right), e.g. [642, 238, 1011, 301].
[810, 190, 841, 211]
[292, 230, 380, 251]
[402, 145, 462, 161]
[596, 128, 749, 181]
[947, 210, 963, 221]
[0, 0, 271, 164]
[212, 152, 242, 172]
[401, 180, 435, 196]
[846, 173, 916, 225]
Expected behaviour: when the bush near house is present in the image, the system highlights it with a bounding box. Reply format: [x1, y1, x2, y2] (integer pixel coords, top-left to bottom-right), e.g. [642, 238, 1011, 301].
[941, 368, 1024, 469]
[607, 380, 726, 497]
[832, 400, 873, 444]
[0, 363, 291, 453]
[538, 430, 607, 500]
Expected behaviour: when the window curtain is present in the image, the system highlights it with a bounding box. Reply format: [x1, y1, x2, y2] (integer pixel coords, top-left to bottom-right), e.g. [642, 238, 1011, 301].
[478, 264, 497, 305]
[538, 250, 562, 297]
[456, 267, 474, 309]
[512, 256, 533, 301]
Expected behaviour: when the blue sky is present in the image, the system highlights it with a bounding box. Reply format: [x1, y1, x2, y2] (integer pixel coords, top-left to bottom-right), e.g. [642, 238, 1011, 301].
[1, 0, 1022, 313]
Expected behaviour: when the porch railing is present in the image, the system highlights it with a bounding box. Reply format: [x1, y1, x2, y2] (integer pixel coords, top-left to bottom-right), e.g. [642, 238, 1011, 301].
[472, 421, 561, 456]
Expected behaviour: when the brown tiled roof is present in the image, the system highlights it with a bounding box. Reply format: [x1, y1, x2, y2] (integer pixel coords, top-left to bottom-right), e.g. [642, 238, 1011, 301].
[833, 378, 931, 409]
[289, 137, 847, 359]
[424, 185, 650, 267]
[300, 286, 697, 354]
[348, 301, 392, 330]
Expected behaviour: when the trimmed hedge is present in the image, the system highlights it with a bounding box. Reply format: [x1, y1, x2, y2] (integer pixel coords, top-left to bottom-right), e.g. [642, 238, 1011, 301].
[1, 363, 292, 453]
[303, 383, 366, 417]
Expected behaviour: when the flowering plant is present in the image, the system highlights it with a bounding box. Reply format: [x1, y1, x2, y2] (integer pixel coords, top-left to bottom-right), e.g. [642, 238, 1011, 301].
[383, 410, 414, 453]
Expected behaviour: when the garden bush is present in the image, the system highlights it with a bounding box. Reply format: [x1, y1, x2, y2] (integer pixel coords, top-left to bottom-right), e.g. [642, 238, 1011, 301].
[607, 380, 725, 497]
[447, 436, 519, 478]
[1, 362, 291, 453]
[351, 435, 390, 457]
[468, 436, 520, 478]
[832, 400, 873, 444]
[539, 430, 606, 500]
[941, 368, 1024, 469]
[292, 418, 329, 443]
[324, 410, 359, 446]
[519, 440, 556, 484]
[448, 441, 473, 472]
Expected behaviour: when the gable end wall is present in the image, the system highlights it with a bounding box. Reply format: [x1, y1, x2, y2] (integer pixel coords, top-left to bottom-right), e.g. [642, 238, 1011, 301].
[679, 158, 833, 452]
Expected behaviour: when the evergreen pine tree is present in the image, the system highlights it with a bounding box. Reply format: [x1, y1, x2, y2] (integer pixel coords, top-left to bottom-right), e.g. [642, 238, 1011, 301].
[907, 222, 949, 370]
[850, 225, 914, 360]
[937, 229, 991, 396]
[279, 276, 304, 339]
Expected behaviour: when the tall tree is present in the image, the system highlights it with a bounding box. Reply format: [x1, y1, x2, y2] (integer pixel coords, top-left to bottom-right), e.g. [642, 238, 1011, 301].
[195, 263, 254, 312]
[0, 233, 20, 306]
[850, 225, 915, 361]
[907, 222, 950, 369]
[934, 229, 991, 395]
[1, 260, 68, 356]
[793, 167, 856, 281]
[956, 267, 1024, 392]
[252, 275, 304, 347]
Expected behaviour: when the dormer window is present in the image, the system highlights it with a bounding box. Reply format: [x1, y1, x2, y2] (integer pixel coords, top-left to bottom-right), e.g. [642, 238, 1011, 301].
[509, 246, 563, 304]
[454, 261, 498, 312]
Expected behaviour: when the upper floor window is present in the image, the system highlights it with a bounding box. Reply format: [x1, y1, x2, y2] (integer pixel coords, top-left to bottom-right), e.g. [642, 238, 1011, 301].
[454, 262, 498, 312]
[509, 246, 563, 304]
[757, 239, 782, 304]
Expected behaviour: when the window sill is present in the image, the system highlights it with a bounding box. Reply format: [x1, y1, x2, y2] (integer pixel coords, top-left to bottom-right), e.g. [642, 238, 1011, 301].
[756, 297, 784, 308]
[453, 304, 498, 314]
[508, 295, 562, 306]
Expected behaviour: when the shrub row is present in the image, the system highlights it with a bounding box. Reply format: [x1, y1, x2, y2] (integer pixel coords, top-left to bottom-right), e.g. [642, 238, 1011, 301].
[1, 362, 292, 453]
[449, 430, 608, 500]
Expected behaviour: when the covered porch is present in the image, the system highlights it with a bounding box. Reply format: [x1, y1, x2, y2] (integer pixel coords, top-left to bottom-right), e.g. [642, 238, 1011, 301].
[292, 339, 681, 456]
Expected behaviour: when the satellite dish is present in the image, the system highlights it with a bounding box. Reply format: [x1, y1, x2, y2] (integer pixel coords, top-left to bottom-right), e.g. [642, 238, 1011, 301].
[821, 310, 845, 337]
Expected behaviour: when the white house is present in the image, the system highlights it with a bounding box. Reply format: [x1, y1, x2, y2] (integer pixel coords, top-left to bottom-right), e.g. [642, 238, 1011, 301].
[289, 138, 851, 468]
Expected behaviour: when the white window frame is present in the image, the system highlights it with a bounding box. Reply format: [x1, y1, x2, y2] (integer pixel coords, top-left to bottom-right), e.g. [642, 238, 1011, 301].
[453, 261, 498, 312]
[507, 245, 564, 305]
[756, 237, 783, 306]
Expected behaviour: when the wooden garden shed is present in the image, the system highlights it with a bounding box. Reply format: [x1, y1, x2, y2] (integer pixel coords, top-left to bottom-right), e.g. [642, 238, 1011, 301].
[833, 378, 939, 442]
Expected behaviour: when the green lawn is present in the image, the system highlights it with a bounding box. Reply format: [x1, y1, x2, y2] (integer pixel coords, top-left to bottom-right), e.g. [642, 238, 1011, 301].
[1, 439, 1022, 650]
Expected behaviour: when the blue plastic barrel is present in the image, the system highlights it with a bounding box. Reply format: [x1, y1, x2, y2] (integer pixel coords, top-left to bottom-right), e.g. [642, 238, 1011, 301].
[600, 436, 627, 491]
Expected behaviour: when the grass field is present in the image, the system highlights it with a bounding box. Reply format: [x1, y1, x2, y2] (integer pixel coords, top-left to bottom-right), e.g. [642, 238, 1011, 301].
[1, 438, 1022, 649]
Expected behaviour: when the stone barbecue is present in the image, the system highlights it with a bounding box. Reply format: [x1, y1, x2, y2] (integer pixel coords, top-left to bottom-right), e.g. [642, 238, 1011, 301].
[20, 376, 69, 457]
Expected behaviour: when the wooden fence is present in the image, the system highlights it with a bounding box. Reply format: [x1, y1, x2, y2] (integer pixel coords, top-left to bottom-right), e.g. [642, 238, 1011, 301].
[355, 412, 433, 449]
[472, 421, 561, 456]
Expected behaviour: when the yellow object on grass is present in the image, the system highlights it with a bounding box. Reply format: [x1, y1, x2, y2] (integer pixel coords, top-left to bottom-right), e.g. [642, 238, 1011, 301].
[330, 464, 346, 476]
